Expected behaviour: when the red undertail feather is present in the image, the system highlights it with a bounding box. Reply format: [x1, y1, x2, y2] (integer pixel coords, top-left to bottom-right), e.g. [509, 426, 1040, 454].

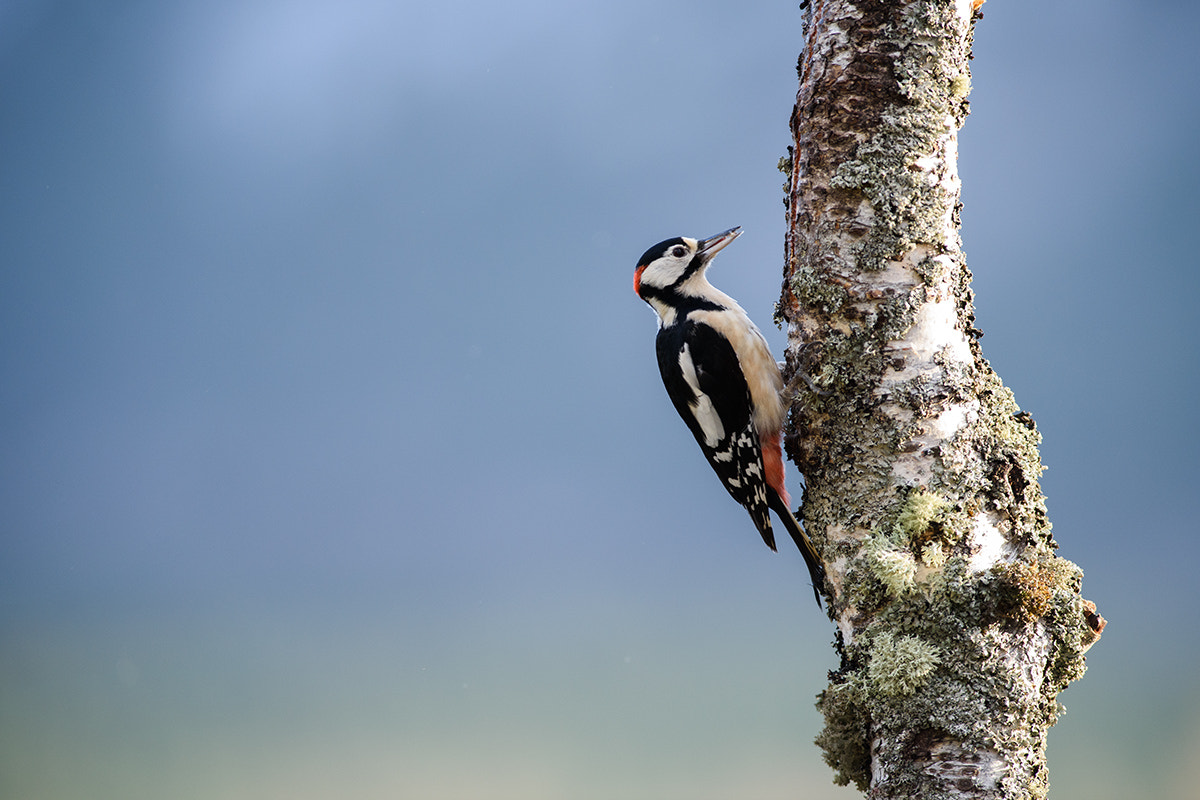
[760, 430, 789, 507]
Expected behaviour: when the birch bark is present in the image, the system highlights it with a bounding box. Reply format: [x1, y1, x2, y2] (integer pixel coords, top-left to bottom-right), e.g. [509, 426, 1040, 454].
[778, 2, 1105, 797]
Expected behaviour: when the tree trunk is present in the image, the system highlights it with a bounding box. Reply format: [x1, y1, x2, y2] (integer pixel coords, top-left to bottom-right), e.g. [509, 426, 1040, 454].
[778, 2, 1105, 797]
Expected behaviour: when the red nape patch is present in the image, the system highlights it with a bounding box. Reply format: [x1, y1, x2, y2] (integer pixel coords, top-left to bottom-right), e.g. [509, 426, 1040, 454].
[761, 431, 790, 506]
[633, 264, 646, 296]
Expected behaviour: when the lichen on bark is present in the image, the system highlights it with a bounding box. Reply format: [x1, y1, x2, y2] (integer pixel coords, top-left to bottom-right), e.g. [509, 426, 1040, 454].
[780, 1, 1103, 797]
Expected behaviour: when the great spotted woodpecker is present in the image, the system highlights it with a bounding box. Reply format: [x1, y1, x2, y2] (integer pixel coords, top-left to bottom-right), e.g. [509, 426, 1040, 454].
[634, 227, 826, 603]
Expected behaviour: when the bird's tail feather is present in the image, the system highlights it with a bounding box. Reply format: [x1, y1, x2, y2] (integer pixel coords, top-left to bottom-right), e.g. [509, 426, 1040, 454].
[767, 490, 826, 606]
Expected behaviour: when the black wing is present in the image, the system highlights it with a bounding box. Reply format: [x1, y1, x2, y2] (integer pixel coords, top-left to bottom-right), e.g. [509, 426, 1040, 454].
[656, 319, 776, 550]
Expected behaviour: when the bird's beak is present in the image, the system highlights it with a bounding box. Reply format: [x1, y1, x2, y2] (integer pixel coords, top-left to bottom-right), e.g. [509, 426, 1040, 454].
[697, 227, 742, 261]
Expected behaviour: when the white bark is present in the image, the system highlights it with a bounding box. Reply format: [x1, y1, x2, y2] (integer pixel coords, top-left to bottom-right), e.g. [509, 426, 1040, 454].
[779, 2, 1104, 797]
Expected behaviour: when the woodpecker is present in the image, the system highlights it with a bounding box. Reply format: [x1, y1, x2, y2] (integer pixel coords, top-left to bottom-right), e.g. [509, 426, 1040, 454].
[634, 227, 826, 603]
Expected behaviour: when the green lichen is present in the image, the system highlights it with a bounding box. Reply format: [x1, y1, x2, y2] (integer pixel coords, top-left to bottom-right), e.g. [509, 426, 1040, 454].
[789, 264, 854, 319]
[913, 253, 952, 287]
[826, 105, 952, 273]
[967, 370, 1055, 548]
[869, 631, 941, 696]
[815, 679, 872, 790]
[868, 540, 918, 596]
[896, 487, 949, 538]
[861, 488, 960, 598]
[921, 541, 948, 568]
[1044, 585, 1096, 690]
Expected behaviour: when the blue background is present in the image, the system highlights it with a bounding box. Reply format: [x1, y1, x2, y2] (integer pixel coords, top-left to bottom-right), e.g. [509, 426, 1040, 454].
[3, 1, 1198, 797]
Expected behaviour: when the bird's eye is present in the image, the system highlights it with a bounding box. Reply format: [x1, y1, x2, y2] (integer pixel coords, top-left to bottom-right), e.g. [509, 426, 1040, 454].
[671, 246, 687, 258]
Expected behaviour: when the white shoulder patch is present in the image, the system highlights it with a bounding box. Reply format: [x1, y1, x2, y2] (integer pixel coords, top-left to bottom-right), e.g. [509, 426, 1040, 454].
[689, 307, 785, 433]
[678, 343, 725, 448]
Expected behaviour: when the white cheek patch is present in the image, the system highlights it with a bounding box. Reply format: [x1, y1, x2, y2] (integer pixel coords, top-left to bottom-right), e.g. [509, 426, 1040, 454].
[678, 344, 725, 448]
[642, 259, 686, 290]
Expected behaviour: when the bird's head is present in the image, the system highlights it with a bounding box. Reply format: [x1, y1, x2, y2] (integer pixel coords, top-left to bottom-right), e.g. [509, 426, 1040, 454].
[633, 226, 742, 301]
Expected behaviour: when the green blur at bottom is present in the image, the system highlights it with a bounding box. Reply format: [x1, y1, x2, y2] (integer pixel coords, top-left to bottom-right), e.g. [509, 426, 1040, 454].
[0, 604, 1195, 800]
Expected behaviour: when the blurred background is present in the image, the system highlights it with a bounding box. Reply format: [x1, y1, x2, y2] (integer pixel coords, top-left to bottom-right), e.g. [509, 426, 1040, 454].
[2, 1, 1198, 797]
